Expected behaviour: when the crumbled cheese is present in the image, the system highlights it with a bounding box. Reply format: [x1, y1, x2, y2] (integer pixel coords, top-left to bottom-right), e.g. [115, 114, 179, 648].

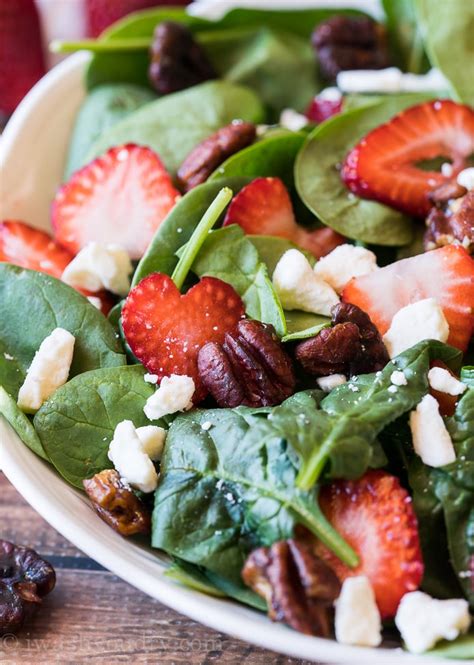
[17, 328, 75, 413]
[144, 374, 195, 420]
[201, 420, 213, 431]
[318, 86, 343, 102]
[335, 577, 382, 647]
[409, 394, 456, 467]
[62, 242, 132, 296]
[143, 373, 159, 384]
[387, 385, 398, 393]
[383, 298, 449, 358]
[108, 420, 160, 493]
[272, 249, 339, 316]
[457, 167, 474, 191]
[428, 367, 467, 396]
[316, 374, 347, 392]
[336, 67, 448, 94]
[395, 591, 471, 654]
[390, 370, 407, 387]
[136, 425, 166, 461]
[279, 108, 309, 132]
[313, 244, 378, 293]
[441, 162, 454, 178]
[399, 67, 449, 92]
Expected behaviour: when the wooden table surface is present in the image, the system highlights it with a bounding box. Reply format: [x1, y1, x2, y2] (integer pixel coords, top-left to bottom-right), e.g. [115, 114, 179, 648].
[1, 472, 314, 665]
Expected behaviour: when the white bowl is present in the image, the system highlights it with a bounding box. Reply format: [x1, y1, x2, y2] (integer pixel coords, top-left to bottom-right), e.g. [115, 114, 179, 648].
[0, 49, 445, 665]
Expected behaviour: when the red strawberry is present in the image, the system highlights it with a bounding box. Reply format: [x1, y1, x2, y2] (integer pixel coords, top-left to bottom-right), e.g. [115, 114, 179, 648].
[315, 470, 423, 619]
[342, 245, 474, 352]
[122, 273, 245, 402]
[341, 100, 474, 217]
[223, 177, 345, 258]
[0, 220, 114, 315]
[86, 0, 191, 37]
[0, 0, 46, 116]
[305, 95, 342, 124]
[52, 144, 180, 260]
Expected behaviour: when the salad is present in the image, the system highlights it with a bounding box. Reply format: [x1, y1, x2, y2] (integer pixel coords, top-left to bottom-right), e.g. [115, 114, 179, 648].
[1, 1, 473, 657]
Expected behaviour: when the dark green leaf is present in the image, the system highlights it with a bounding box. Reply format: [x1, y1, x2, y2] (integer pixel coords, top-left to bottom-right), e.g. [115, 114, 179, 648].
[381, 0, 430, 73]
[426, 631, 474, 659]
[0, 386, 48, 460]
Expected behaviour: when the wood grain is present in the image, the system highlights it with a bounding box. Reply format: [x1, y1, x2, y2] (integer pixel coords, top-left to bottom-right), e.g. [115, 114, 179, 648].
[0, 473, 313, 664]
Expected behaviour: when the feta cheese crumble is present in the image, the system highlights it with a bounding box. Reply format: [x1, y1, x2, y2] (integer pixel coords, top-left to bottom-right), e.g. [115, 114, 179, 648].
[395, 591, 471, 654]
[314, 244, 378, 293]
[108, 420, 164, 493]
[390, 370, 407, 387]
[409, 394, 456, 467]
[318, 86, 343, 102]
[317, 374, 347, 392]
[87, 296, 102, 310]
[336, 67, 448, 94]
[62, 242, 132, 296]
[143, 373, 159, 384]
[457, 167, 474, 191]
[428, 367, 467, 396]
[17, 328, 75, 413]
[144, 374, 195, 420]
[279, 108, 308, 132]
[272, 249, 339, 316]
[383, 298, 449, 358]
[335, 576, 382, 647]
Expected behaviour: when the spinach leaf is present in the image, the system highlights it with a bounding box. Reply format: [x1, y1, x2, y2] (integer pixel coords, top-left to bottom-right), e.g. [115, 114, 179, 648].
[461, 367, 474, 387]
[152, 407, 357, 585]
[0, 266, 126, 398]
[132, 177, 252, 286]
[86, 81, 265, 176]
[282, 312, 330, 343]
[0, 338, 24, 398]
[295, 94, 435, 246]
[381, 0, 429, 73]
[427, 631, 474, 659]
[0, 386, 48, 460]
[64, 83, 156, 179]
[416, 0, 474, 105]
[189, 225, 286, 337]
[248, 236, 314, 275]
[34, 366, 155, 488]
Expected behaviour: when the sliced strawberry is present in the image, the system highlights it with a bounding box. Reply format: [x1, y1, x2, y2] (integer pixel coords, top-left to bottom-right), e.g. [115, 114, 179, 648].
[343, 245, 474, 352]
[305, 96, 342, 124]
[341, 100, 474, 217]
[86, 0, 191, 37]
[122, 273, 245, 402]
[315, 470, 423, 619]
[223, 177, 345, 259]
[52, 144, 180, 260]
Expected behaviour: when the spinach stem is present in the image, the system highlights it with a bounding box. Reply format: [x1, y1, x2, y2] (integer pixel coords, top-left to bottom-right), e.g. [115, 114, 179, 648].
[308, 490, 359, 568]
[50, 38, 151, 53]
[171, 187, 233, 291]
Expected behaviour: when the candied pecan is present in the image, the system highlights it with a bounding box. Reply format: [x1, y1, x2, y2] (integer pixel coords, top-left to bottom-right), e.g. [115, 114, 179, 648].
[425, 190, 474, 253]
[428, 181, 467, 207]
[176, 121, 256, 191]
[242, 535, 340, 636]
[295, 303, 389, 377]
[312, 16, 390, 81]
[83, 469, 151, 537]
[0, 540, 56, 635]
[198, 319, 295, 408]
[149, 21, 216, 95]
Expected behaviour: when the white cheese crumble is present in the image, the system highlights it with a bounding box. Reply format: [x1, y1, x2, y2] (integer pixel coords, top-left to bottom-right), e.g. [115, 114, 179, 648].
[383, 298, 449, 358]
[313, 244, 378, 293]
[87, 296, 102, 310]
[395, 591, 471, 654]
[17, 328, 75, 413]
[279, 108, 308, 132]
[144, 374, 195, 420]
[318, 86, 343, 102]
[317, 374, 347, 392]
[201, 420, 213, 431]
[62, 242, 132, 296]
[335, 576, 382, 647]
[272, 249, 339, 316]
[336, 67, 448, 94]
[108, 420, 164, 493]
[428, 367, 467, 396]
[143, 373, 159, 384]
[409, 394, 456, 467]
[457, 167, 474, 191]
[390, 370, 407, 386]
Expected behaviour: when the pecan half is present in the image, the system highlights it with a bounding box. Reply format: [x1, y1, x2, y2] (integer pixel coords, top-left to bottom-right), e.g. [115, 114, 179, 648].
[198, 319, 295, 408]
[425, 188, 473, 254]
[149, 21, 216, 95]
[295, 303, 389, 377]
[1, 540, 56, 635]
[312, 16, 390, 81]
[177, 121, 256, 191]
[242, 534, 340, 636]
[83, 470, 151, 536]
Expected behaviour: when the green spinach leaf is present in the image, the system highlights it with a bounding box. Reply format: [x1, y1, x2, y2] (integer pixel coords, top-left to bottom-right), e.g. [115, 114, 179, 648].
[248, 236, 314, 275]
[86, 81, 265, 175]
[295, 94, 435, 246]
[0, 386, 48, 460]
[0, 338, 24, 398]
[381, 0, 429, 73]
[34, 366, 155, 488]
[282, 312, 330, 342]
[427, 631, 474, 659]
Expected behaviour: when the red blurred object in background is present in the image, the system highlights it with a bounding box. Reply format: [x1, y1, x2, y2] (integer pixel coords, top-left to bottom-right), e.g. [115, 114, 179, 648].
[305, 96, 342, 124]
[86, 0, 192, 37]
[0, 0, 46, 117]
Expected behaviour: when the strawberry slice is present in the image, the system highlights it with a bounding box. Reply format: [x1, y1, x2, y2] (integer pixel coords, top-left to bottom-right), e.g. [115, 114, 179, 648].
[122, 273, 245, 402]
[0, 220, 113, 315]
[315, 470, 423, 619]
[343, 246, 474, 352]
[223, 177, 345, 258]
[52, 144, 180, 260]
[341, 100, 474, 217]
